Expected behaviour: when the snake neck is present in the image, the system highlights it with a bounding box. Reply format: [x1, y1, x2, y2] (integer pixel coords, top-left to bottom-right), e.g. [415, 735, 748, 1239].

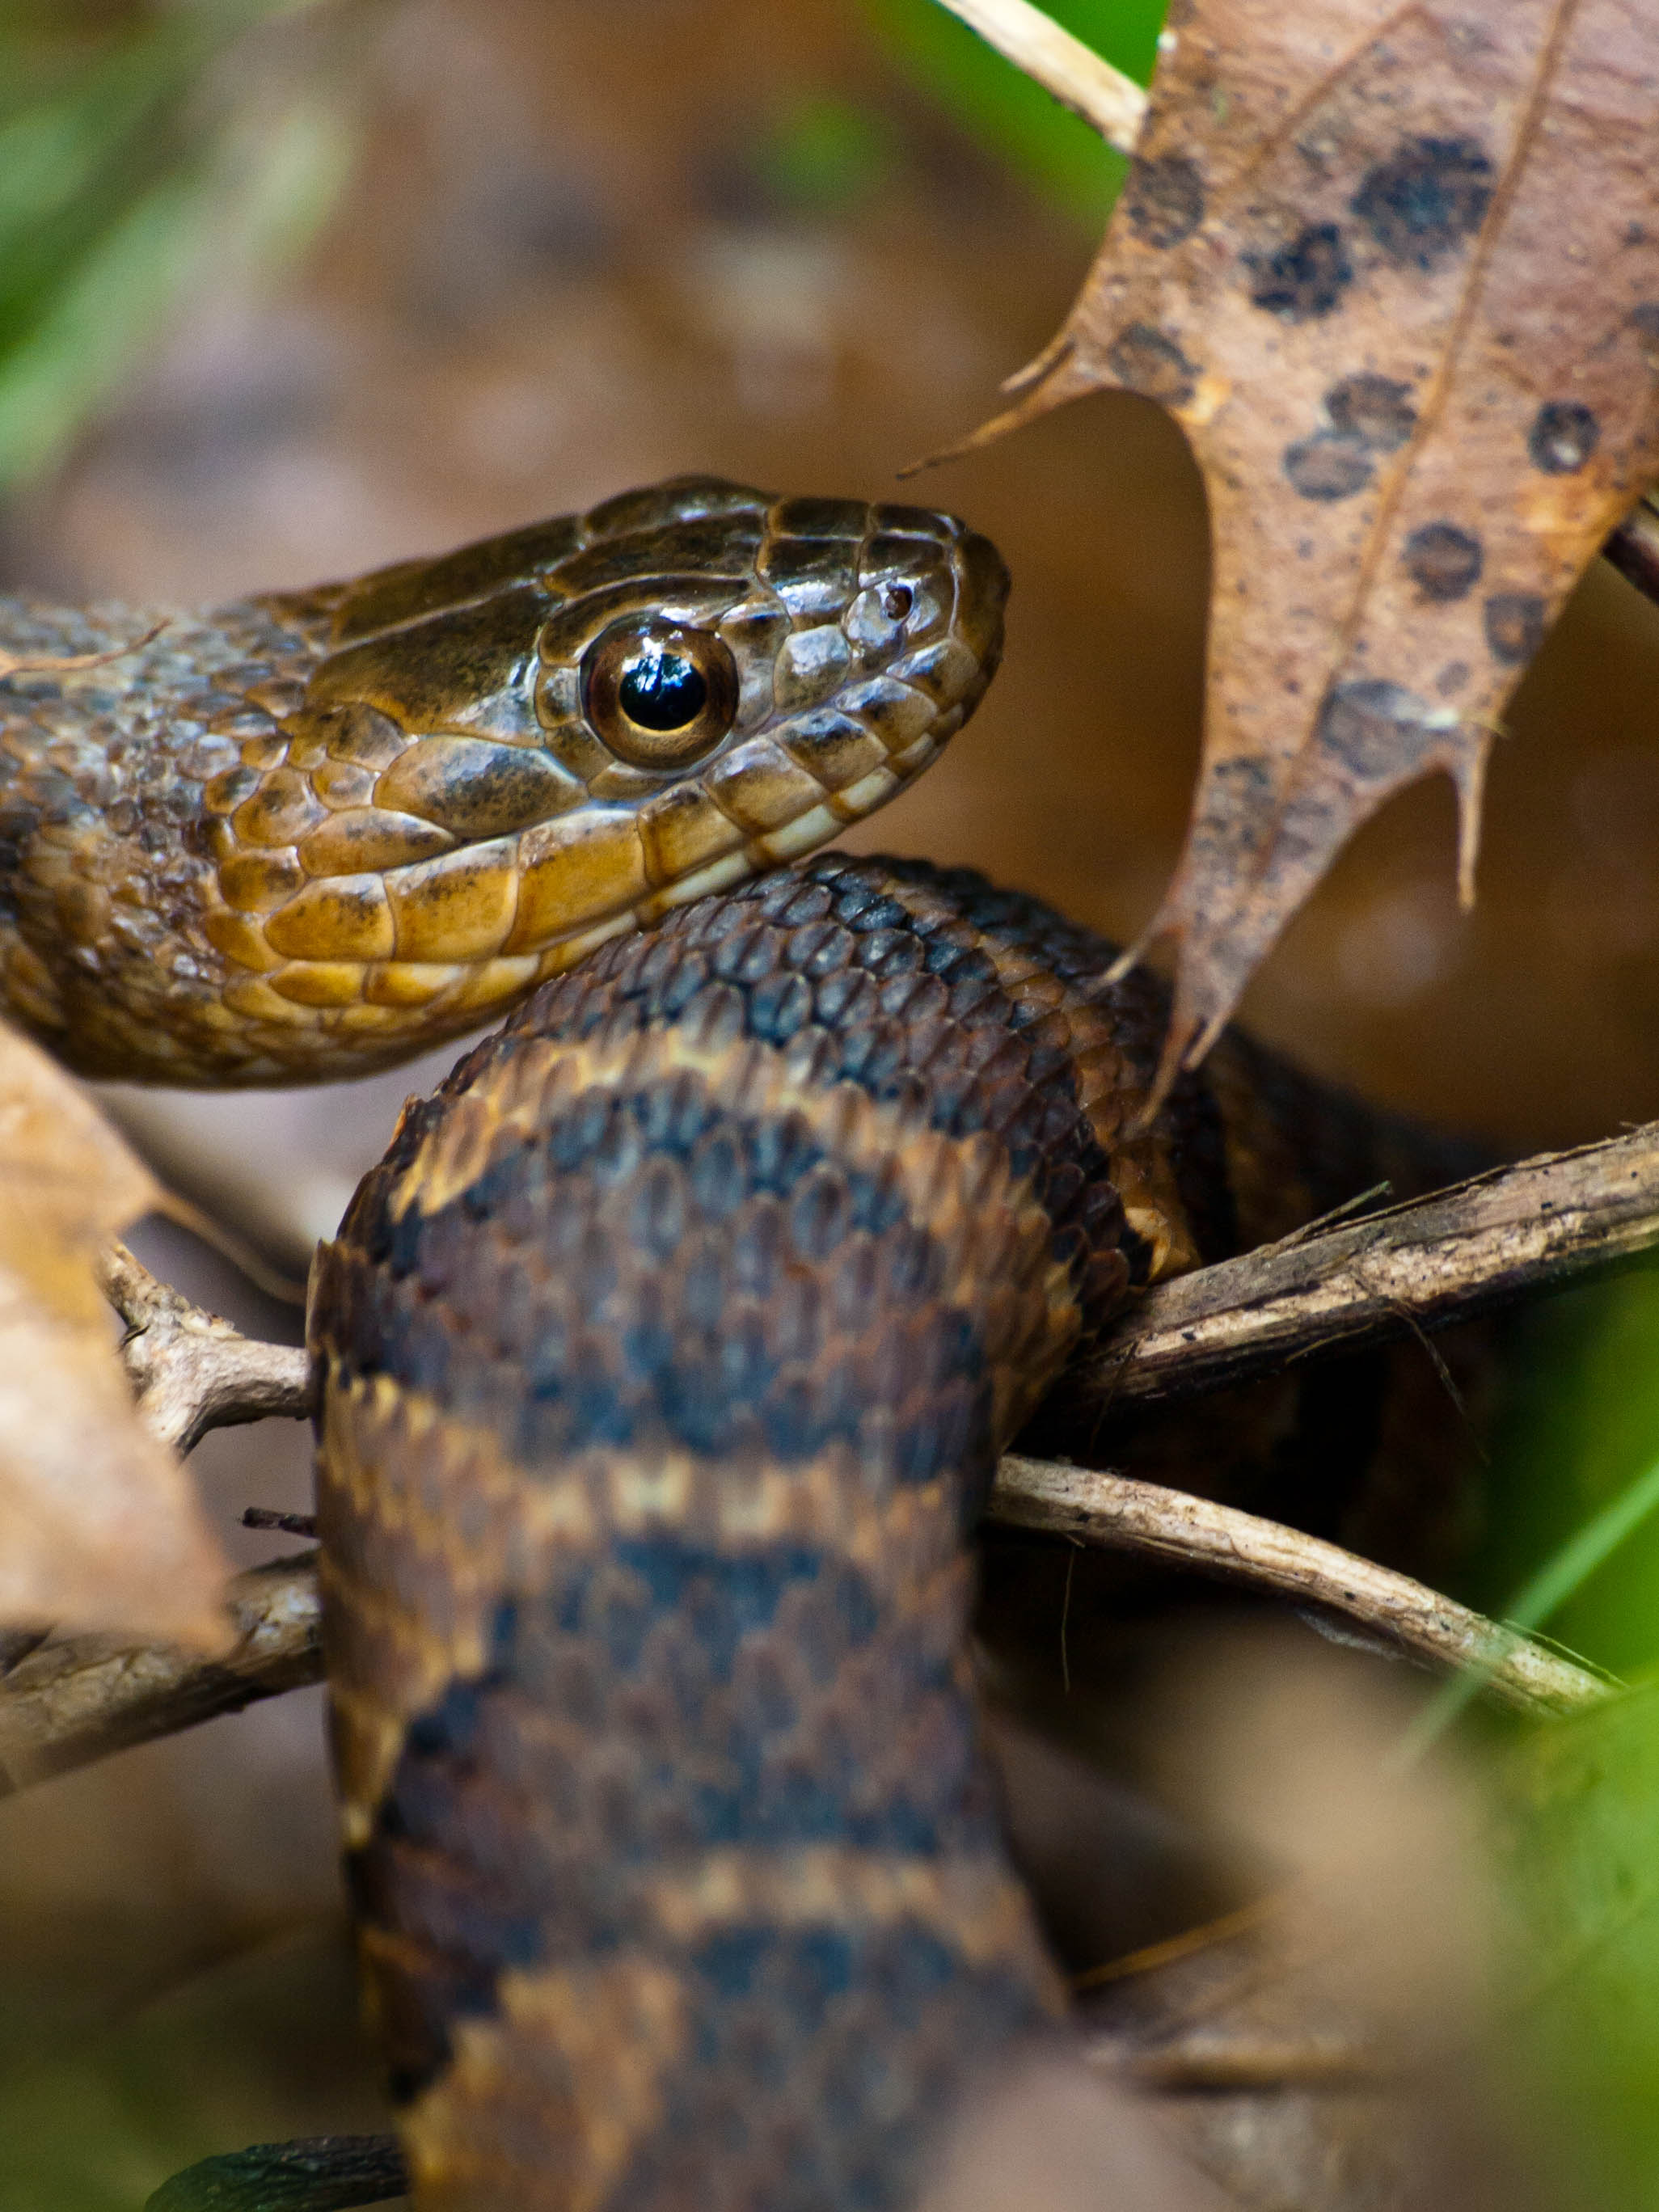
[306, 852, 1425, 2212]
[0, 592, 331, 1080]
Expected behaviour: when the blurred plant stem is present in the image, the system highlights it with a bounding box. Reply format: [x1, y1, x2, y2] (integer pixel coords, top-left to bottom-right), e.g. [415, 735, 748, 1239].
[0, 0, 366, 491]
[1400, 1450, 1659, 1761]
[859, 0, 1167, 220]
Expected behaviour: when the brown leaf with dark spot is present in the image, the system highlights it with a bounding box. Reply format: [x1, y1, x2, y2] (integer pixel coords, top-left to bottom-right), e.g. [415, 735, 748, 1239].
[959, 0, 1659, 1077]
[0, 1019, 231, 1645]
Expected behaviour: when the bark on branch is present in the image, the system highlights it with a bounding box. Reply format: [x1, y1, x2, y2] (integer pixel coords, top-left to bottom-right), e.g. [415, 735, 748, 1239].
[55, 1123, 1647, 1791]
[99, 1240, 311, 1454]
[0, 1463, 1606, 1796]
[0, 1552, 323, 1795]
[992, 1458, 1607, 1714]
[1074, 1123, 1659, 1414]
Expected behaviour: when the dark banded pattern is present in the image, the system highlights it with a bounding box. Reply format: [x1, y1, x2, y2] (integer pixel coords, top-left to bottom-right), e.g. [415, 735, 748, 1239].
[307, 852, 1454, 2212]
[0, 482, 1486, 2210]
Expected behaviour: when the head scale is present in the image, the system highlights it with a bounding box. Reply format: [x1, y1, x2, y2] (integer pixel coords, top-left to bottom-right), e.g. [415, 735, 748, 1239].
[212, 476, 1006, 1057]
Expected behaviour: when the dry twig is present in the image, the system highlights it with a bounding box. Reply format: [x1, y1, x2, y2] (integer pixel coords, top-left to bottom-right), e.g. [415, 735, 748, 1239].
[0, 1460, 1606, 1795]
[49, 1123, 1644, 1788]
[1605, 492, 1659, 605]
[931, 0, 1147, 154]
[991, 1458, 1608, 1715]
[0, 1552, 323, 1795]
[1074, 1124, 1659, 1413]
[99, 1239, 312, 1454]
[58, 1108, 1652, 1790]
[1093, 2031, 1390, 2092]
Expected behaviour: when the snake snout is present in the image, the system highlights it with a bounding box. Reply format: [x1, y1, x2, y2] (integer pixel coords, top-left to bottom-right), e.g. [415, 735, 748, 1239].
[951, 528, 1011, 676]
[191, 477, 1010, 1074]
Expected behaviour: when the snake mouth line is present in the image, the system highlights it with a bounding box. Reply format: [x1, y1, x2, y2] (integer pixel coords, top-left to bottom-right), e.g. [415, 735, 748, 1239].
[187, 489, 1005, 1068]
[201, 725, 954, 1053]
[0, 478, 1005, 1083]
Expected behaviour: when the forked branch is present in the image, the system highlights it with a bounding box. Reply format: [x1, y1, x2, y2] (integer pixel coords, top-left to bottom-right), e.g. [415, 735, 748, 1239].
[99, 1240, 311, 1454]
[46, 1123, 1646, 1790]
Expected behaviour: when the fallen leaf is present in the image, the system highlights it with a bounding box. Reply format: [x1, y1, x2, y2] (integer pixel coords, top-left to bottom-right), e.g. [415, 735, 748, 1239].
[962, 0, 1659, 1075]
[0, 1018, 231, 1645]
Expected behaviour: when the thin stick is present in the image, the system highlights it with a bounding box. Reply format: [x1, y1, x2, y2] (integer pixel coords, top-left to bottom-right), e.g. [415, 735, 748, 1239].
[0, 620, 167, 681]
[243, 1506, 319, 1538]
[1094, 2032, 1391, 2091]
[0, 1454, 1607, 1793]
[989, 1457, 1611, 1715]
[0, 1553, 323, 1795]
[930, 0, 1148, 156]
[72, 1119, 1649, 1788]
[99, 1239, 313, 1455]
[1072, 1123, 1659, 1414]
[1603, 492, 1659, 606]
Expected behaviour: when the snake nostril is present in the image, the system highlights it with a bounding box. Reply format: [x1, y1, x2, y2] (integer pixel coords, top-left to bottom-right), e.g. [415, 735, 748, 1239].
[880, 585, 914, 623]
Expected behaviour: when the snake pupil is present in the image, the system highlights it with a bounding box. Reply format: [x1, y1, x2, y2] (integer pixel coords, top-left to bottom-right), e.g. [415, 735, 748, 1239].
[618, 647, 707, 731]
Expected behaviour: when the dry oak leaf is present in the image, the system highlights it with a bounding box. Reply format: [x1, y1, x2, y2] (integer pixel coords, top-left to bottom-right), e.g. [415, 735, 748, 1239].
[968, 0, 1659, 1074]
[0, 1019, 231, 1645]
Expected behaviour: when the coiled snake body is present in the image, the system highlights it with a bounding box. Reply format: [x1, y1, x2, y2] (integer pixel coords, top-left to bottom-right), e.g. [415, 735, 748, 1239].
[1, 480, 1451, 2210]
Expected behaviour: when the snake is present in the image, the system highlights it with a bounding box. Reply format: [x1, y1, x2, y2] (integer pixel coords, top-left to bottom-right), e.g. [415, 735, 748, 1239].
[0, 476, 1465, 2210]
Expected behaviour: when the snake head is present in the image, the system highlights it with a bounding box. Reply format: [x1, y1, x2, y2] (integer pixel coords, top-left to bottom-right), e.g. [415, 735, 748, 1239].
[213, 475, 1006, 1050]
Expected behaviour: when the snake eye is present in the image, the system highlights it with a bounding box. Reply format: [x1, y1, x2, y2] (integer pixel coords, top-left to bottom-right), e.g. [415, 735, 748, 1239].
[581, 616, 739, 769]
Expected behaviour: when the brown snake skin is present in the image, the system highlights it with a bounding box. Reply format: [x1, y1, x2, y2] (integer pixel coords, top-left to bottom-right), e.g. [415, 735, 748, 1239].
[2, 480, 1470, 2210]
[0, 478, 998, 1083]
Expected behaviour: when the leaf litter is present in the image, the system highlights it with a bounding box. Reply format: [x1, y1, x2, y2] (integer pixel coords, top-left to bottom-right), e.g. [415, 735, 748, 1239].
[0, 1018, 230, 1646]
[952, 0, 1659, 1084]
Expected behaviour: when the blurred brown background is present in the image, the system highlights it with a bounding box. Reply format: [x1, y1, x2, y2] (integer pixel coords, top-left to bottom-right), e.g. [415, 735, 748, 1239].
[2, 0, 1656, 2201]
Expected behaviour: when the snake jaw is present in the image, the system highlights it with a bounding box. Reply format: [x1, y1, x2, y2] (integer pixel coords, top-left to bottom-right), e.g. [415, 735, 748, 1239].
[0, 479, 1005, 1082]
[196, 480, 1007, 1069]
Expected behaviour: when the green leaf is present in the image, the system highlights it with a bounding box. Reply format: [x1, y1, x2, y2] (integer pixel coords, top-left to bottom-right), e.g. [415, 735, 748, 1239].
[1471, 1271, 1659, 1680]
[145, 2135, 405, 2212]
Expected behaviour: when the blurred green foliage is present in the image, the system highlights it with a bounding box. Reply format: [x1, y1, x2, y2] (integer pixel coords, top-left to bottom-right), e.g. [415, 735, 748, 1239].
[859, 0, 1167, 218]
[0, 1913, 388, 2212]
[1468, 1273, 1659, 1682]
[0, 0, 355, 492]
[0, 1, 1171, 492]
[1495, 1677, 1659, 2212]
[1431, 1272, 1659, 2212]
[752, 95, 896, 215]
